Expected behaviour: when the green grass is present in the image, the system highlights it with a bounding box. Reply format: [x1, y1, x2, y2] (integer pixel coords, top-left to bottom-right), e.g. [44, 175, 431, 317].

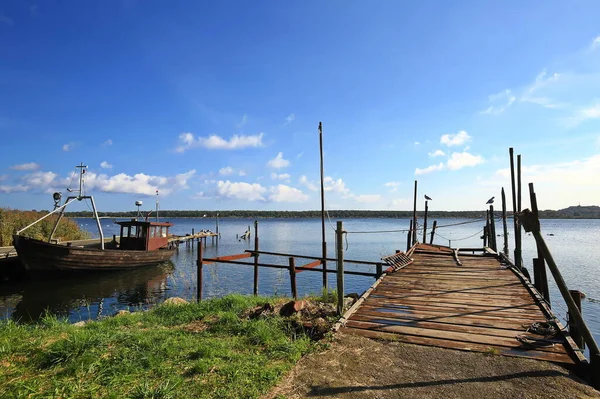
[0, 208, 90, 246]
[0, 295, 317, 398]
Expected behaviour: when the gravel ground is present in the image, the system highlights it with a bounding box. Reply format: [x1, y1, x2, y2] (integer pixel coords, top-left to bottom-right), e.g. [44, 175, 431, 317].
[266, 332, 599, 399]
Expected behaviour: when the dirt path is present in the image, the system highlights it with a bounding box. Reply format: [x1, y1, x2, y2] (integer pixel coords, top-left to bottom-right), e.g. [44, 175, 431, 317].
[266, 333, 599, 399]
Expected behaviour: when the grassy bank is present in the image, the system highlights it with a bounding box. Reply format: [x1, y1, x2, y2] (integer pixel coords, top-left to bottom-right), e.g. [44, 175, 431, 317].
[0, 295, 325, 398]
[0, 208, 90, 246]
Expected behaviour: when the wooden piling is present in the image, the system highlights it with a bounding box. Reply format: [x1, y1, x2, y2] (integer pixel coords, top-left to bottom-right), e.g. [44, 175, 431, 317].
[196, 243, 203, 302]
[376, 262, 383, 278]
[489, 205, 497, 252]
[519, 210, 600, 360]
[407, 220, 413, 252]
[516, 154, 523, 268]
[501, 188, 508, 256]
[289, 257, 298, 300]
[412, 180, 418, 245]
[336, 221, 344, 316]
[528, 183, 549, 301]
[253, 220, 259, 296]
[509, 148, 521, 269]
[483, 211, 489, 247]
[422, 200, 429, 243]
[568, 290, 585, 350]
[429, 220, 437, 245]
[319, 122, 328, 290]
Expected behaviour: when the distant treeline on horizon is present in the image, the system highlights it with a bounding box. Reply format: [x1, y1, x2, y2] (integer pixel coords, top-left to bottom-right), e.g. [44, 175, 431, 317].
[60, 205, 600, 219]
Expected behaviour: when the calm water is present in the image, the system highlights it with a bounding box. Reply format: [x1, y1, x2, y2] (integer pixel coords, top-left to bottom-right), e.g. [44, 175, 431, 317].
[1, 217, 599, 343]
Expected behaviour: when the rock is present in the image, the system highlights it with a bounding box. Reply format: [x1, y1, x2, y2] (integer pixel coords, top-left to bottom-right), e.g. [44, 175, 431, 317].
[116, 310, 130, 316]
[343, 297, 355, 309]
[280, 300, 307, 317]
[248, 303, 275, 319]
[73, 321, 86, 327]
[164, 297, 189, 305]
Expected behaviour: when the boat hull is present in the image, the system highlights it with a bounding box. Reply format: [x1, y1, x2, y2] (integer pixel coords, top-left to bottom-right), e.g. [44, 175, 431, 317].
[13, 235, 176, 272]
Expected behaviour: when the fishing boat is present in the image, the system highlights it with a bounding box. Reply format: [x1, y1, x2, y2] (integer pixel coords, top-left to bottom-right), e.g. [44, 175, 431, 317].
[12, 163, 176, 272]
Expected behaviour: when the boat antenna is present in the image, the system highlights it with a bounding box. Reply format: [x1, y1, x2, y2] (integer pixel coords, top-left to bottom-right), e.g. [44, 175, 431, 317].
[67, 162, 87, 199]
[135, 200, 143, 220]
[156, 190, 159, 221]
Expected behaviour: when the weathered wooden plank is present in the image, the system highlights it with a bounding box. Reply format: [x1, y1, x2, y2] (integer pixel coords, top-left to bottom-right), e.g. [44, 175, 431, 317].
[342, 328, 574, 364]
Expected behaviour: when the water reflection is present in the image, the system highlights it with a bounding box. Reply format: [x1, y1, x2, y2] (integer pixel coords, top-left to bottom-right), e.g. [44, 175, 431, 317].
[0, 262, 174, 322]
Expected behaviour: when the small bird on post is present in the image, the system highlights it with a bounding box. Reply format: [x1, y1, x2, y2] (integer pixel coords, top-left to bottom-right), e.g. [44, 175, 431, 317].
[486, 197, 495, 204]
[424, 195, 432, 201]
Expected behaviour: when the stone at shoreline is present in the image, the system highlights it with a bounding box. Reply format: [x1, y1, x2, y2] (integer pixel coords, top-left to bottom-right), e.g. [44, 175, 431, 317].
[73, 321, 86, 327]
[164, 297, 189, 305]
[280, 300, 307, 317]
[116, 310, 130, 316]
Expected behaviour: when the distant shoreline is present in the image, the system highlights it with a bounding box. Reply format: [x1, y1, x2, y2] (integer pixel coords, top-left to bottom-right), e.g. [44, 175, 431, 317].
[63, 206, 600, 220]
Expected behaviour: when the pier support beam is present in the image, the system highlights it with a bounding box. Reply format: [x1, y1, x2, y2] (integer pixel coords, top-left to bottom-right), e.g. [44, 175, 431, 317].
[336, 221, 344, 315]
[196, 244, 203, 302]
[253, 220, 259, 296]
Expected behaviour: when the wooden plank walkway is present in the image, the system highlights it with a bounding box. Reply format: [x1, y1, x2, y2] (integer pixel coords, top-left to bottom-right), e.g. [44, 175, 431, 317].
[341, 243, 582, 365]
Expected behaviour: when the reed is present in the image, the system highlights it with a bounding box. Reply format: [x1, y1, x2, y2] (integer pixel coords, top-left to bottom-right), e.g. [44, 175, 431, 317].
[0, 208, 90, 246]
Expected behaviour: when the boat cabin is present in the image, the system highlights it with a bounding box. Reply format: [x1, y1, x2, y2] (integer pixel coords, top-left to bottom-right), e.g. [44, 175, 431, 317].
[116, 220, 173, 251]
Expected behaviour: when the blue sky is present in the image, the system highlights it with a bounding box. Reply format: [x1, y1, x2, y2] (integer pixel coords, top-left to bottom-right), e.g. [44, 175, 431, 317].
[1, 1, 599, 212]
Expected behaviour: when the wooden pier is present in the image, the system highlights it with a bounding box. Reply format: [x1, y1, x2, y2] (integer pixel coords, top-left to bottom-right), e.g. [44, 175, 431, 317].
[339, 243, 584, 366]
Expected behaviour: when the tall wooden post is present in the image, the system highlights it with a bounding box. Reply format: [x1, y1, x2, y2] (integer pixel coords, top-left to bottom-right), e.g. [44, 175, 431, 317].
[196, 244, 203, 302]
[429, 220, 437, 244]
[568, 290, 585, 350]
[489, 205, 497, 252]
[422, 200, 429, 243]
[529, 183, 549, 301]
[509, 148, 521, 269]
[501, 188, 508, 256]
[407, 220, 413, 252]
[516, 154, 523, 269]
[336, 221, 344, 316]
[215, 212, 219, 238]
[412, 180, 418, 245]
[319, 122, 328, 289]
[253, 220, 259, 296]
[289, 257, 298, 300]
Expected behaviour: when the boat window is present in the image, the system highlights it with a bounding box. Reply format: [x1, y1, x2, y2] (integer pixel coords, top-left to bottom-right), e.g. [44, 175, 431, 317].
[150, 226, 156, 238]
[130, 225, 137, 238]
[161, 227, 167, 237]
[140, 226, 147, 238]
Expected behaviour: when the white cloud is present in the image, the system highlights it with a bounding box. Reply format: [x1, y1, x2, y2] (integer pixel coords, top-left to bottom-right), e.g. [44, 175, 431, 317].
[415, 163, 444, 175]
[175, 132, 264, 152]
[216, 180, 267, 201]
[299, 175, 318, 191]
[568, 102, 600, 127]
[590, 35, 600, 51]
[193, 191, 212, 200]
[494, 155, 600, 209]
[284, 113, 295, 125]
[353, 194, 382, 203]
[102, 139, 113, 147]
[440, 131, 471, 147]
[0, 184, 28, 193]
[62, 143, 74, 152]
[414, 141, 420, 145]
[85, 170, 196, 196]
[324, 176, 351, 196]
[447, 151, 484, 170]
[23, 171, 58, 187]
[269, 184, 309, 202]
[10, 162, 40, 171]
[270, 172, 290, 181]
[100, 161, 113, 169]
[219, 166, 235, 176]
[384, 181, 401, 192]
[267, 152, 290, 169]
[481, 89, 516, 115]
[428, 150, 445, 158]
[296, 152, 304, 159]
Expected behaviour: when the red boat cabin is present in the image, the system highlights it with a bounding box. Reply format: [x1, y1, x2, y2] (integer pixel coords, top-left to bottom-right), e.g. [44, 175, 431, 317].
[117, 220, 173, 251]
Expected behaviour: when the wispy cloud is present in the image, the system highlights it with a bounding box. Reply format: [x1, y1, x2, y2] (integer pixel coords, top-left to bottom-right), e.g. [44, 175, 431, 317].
[299, 175, 318, 191]
[176, 132, 264, 152]
[0, 13, 14, 26]
[415, 163, 444, 175]
[384, 181, 401, 192]
[591, 35, 600, 51]
[480, 89, 516, 115]
[62, 143, 74, 152]
[269, 184, 308, 202]
[414, 141, 420, 145]
[567, 102, 600, 127]
[218, 166, 246, 176]
[10, 162, 40, 171]
[267, 152, 290, 169]
[440, 131, 471, 147]
[102, 139, 113, 147]
[270, 172, 290, 181]
[236, 114, 247, 128]
[296, 152, 304, 159]
[353, 194, 382, 203]
[0, 184, 28, 193]
[100, 161, 113, 169]
[216, 180, 267, 201]
[428, 150, 445, 158]
[284, 113, 295, 126]
[447, 151, 484, 170]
